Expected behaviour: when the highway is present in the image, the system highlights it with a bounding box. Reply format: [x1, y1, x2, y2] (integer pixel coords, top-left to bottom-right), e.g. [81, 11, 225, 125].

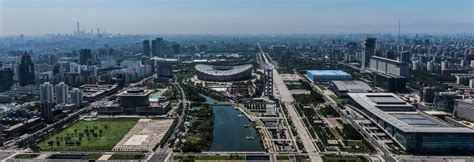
[258, 43, 323, 162]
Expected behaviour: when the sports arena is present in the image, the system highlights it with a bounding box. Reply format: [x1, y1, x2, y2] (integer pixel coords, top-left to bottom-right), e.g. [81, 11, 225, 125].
[195, 64, 253, 82]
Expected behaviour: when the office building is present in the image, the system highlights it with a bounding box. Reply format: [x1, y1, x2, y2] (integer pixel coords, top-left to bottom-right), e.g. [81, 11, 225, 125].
[400, 51, 411, 63]
[19, 53, 35, 86]
[55, 82, 69, 104]
[79, 48, 93, 65]
[453, 99, 474, 122]
[0, 68, 14, 92]
[306, 70, 352, 82]
[348, 93, 474, 154]
[361, 38, 376, 70]
[143, 40, 151, 56]
[152, 38, 165, 57]
[172, 43, 181, 54]
[41, 102, 54, 122]
[374, 73, 406, 92]
[369, 56, 410, 78]
[434, 92, 458, 113]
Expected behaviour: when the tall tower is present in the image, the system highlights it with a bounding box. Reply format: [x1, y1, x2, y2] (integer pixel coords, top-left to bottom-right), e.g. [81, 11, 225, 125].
[55, 82, 69, 104]
[76, 21, 80, 34]
[19, 52, 35, 86]
[70, 88, 83, 108]
[40, 82, 54, 103]
[143, 40, 151, 56]
[361, 38, 376, 71]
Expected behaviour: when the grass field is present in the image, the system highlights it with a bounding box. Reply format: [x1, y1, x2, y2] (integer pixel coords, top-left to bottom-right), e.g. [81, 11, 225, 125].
[37, 118, 137, 152]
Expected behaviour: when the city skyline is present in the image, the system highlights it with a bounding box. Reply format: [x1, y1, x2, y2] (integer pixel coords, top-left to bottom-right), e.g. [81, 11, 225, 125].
[1, 0, 473, 35]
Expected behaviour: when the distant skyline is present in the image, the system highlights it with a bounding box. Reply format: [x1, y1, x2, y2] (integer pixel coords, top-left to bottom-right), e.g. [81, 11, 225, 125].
[0, 0, 473, 35]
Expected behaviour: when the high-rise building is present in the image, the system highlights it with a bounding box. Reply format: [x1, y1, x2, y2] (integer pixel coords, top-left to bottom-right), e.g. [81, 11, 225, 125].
[361, 38, 376, 71]
[172, 43, 181, 54]
[79, 49, 93, 65]
[41, 102, 53, 122]
[400, 51, 411, 63]
[152, 38, 166, 57]
[40, 82, 54, 122]
[19, 52, 35, 86]
[0, 68, 14, 92]
[40, 82, 54, 103]
[143, 40, 151, 56]
[55, 82, 69, 104]
[70, 88, 83, 108]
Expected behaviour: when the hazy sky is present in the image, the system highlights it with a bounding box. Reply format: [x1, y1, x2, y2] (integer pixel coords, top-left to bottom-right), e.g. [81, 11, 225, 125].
[1, 0, 473, 35]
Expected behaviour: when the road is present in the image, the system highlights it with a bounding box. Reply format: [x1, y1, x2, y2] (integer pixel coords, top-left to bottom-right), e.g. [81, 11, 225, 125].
[258, 43, 323, 162]
[296, 71, 396, 162]
[149, 82, 189, 162]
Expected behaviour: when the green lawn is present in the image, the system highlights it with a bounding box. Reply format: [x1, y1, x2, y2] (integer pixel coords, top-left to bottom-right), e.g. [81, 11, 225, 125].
[37, 118, 137, 152]
[13, 154, 39, 159]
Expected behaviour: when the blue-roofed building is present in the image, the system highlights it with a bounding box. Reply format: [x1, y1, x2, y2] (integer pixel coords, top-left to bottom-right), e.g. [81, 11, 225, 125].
[306, 70, 352, 82]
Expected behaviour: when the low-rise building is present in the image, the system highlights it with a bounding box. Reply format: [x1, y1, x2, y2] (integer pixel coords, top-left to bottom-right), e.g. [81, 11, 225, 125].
[306, 70, 352, 82]
[330, 80, 373, 97]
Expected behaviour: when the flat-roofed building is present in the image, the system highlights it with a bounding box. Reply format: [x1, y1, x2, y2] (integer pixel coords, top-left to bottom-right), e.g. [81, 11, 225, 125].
[453, 99, 474, 122]
[306, 70, 352, 82]
[348, 93, 474, 154]
[330, 80, 373, 97]
[97, 87, 170, 116]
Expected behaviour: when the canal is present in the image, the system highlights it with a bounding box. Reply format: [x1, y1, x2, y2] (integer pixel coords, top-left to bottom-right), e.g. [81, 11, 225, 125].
[202, 95, 264, 152]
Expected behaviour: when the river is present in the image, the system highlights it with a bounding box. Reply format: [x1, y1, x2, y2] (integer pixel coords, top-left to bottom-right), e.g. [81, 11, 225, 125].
[201, 95, 264, 152]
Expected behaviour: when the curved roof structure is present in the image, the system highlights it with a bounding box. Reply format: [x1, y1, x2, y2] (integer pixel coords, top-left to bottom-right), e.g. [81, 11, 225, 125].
[195, 64, 253, 76]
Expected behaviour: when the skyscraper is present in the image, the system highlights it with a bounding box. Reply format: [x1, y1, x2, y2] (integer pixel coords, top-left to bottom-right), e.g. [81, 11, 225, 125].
[19, 52, 35, 86]
[151, 40, 158, 57]
[79, 48, 93, 65]
[0, 68, 14, 92]
[172, 43, 181, 54]
[152, 37, 165, 57]
[361, 38, 376, 71]
[70, 88, 83, 108]
[143, 40, 151, 56]
[55, 82, 69, 104]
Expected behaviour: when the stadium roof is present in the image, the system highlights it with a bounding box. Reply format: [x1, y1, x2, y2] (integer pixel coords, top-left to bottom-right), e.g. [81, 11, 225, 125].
[348, 93, 474, 133]
[307, 70, 351, 76]
[195, 64, 253, 76]
[331, 81, 373, 93]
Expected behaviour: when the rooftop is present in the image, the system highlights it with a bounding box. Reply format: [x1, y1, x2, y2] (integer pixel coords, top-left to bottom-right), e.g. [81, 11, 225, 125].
[348, 93, 474, 133]
[195, 64, 253, 76]
[331, 80, 373, 93]
[307, 70, 351, 76]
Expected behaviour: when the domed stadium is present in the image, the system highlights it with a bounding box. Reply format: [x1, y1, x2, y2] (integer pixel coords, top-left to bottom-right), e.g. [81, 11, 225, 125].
[195, 64, 253, 82]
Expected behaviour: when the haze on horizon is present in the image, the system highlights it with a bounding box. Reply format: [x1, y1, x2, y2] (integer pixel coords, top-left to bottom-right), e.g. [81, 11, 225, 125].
[0, 0, 473, 35]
